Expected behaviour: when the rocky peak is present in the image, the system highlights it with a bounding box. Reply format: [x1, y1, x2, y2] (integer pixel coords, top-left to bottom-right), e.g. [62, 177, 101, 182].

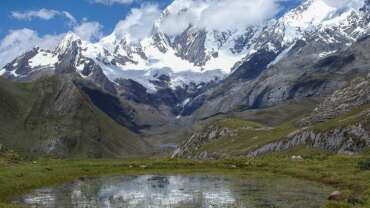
[55, 32, 82, 56]
[360, 0, 370, 20]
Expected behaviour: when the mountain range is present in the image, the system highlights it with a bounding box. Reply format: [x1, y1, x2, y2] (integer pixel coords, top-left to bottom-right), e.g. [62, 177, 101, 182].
[0, 0, 369, 158]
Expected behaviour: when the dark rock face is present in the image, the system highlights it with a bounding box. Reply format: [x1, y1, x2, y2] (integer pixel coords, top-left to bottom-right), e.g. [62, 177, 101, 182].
[181, 95, 207, 116]
[314, 54, 355, 69]
[231, 27, 257, 54]
[286, 80, 327, 100]
[81, 61, 117, 95]
[173, 27, 209, 66]
[117, 79, 153, 104]
[115, 74, 212, 116]
[152, 32, 170, 53]
[230, 49, 281, 80]
[3, 48, 39, 76]
[77, 83, 140, 133]
[150, 74, 171, 88]
[360, 0, 370, 20]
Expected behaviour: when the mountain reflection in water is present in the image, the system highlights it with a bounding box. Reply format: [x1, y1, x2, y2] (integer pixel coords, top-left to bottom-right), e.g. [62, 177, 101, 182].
[17, 174, 331, 208]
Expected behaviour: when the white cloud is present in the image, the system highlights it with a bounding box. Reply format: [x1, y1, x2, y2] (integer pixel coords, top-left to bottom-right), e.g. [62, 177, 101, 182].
[113, 3, 161, 41]
[73, 21, 103, 42]
[0, 19, 104, 67]
[159, 0, 282, 35]
[11, 8, 77, 25]
[11, 9, 59, 20]
[88, 0, 135, 5]
[0, 29, 64, 67]
[62, 11, 77, 25]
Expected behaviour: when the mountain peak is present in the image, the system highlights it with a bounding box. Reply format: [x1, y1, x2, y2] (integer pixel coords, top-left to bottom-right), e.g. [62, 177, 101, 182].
[282, 0, 339, 29]
[55, 32, 82, 55]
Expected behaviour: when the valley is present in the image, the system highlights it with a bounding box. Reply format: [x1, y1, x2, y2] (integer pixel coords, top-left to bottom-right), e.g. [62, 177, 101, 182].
[0, 0, 369, 207]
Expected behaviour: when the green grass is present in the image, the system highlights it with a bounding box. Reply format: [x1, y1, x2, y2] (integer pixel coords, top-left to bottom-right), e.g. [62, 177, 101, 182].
[181, 100, 320, 159]
[0, 153, 369, 208]
[183, 104, 370, 159]
[215, 118, 265, 129]
[265, 145, 334, 159]
[189, 120, 297, 158]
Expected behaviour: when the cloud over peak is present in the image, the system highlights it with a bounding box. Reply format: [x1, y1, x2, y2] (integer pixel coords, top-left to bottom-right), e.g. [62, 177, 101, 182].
[113, 3, 161, 41]
[73, 21, 104, 42]
[158, 0, 282, 35]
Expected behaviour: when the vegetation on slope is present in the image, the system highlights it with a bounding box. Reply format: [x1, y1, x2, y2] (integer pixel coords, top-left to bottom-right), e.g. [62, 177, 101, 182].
[0, 75, 148, 159]
[176, 98, 370, 159]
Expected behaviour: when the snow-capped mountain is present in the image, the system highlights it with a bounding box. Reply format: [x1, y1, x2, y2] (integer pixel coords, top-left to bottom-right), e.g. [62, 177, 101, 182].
[229, 0, 369, 80]
[1, 0, 369, 98]
[180, 0, 370, 118]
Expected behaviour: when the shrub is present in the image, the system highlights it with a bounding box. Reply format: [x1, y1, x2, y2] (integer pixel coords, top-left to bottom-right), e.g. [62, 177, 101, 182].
[358, 158, 370, 170]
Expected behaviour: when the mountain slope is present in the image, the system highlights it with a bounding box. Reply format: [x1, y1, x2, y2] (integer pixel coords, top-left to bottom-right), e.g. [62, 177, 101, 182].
[173, 73, 370, 159]
[248, 75, 370, 157]
[184, 29, 370, 119]
[0, 75, 149, 158]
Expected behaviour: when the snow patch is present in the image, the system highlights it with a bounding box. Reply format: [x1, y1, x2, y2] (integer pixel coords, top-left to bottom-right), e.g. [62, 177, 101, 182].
[318, 50, 337, 57]
[267, 43, 295, 68]
[0, 69, 5, 76]
[28, 52, 58, 68]
[10, 69, 19, 77]
[282, 0, 337, 29]
[182, 98, 190, 106]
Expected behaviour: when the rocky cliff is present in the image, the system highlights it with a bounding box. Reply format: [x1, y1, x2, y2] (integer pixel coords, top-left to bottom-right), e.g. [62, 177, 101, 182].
[174, 73, 370, 159]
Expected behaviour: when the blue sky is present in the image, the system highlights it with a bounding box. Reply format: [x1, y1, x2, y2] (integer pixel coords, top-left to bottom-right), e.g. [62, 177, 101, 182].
[0, 0, 301, 40]
[0, 0, 172, 39]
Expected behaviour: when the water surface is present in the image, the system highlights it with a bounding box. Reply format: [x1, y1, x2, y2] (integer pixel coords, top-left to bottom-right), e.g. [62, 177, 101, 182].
[16, 174, 332, 208]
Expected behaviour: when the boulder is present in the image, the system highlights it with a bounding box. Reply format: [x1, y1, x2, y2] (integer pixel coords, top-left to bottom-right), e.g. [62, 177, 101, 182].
[291, 155, 304, 161]
[328, 191, 342, 201]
